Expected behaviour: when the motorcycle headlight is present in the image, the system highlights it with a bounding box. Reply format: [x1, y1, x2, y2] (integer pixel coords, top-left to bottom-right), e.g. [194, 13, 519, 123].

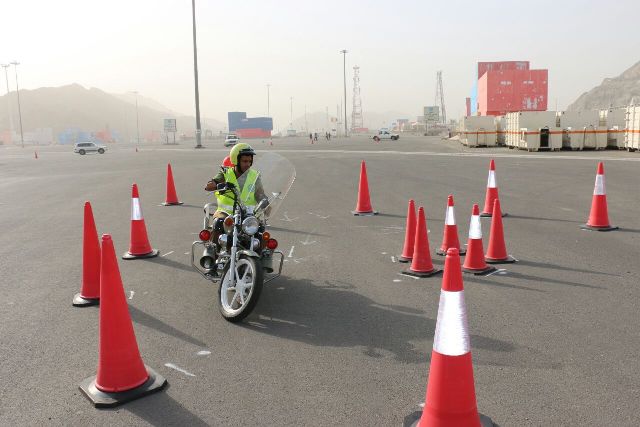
[241, 216, 260, 235]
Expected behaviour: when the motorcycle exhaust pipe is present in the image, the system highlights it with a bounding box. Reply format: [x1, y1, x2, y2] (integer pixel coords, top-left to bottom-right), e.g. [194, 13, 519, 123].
[199, 247, 216, 270]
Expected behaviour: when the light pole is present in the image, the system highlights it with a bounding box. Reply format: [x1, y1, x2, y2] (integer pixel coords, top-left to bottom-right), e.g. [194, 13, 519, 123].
[267, 84, 271, 117]
[340, 49, 348, 137]
[10, 62, 24, 148]
[290, 97, 293, 129]
[1, 64, 14, 140]
[130, 91, 140, 145]
[191, 0, 203, 148]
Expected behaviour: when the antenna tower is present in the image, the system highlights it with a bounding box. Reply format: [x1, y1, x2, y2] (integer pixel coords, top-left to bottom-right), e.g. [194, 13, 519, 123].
[351, 66, 363, 130]
[435, 70, 447, 124]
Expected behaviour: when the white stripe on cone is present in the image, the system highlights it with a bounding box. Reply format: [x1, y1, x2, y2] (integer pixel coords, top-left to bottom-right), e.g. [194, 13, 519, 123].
[445, 206, 456, 226]
[433, 290, 470, 356]
[131, 198, 143, 220]
[593, 174, 605, 196]
[487, 170, 497, 189]
[468, 215, 482, 239]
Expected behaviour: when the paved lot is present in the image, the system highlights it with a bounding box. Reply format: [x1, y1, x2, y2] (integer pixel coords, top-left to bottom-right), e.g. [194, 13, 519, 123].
[1, 136, 639, 426]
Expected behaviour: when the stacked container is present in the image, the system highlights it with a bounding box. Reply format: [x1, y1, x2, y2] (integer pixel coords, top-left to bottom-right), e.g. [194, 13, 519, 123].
[625, 105, 640, 151]
[600, 108, 627, 149]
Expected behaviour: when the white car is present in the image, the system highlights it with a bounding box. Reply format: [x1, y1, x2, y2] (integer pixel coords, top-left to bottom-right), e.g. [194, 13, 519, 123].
[373, 129, 399, 141]
[224, 134, 239, 147]
[74, 142, 106, 155]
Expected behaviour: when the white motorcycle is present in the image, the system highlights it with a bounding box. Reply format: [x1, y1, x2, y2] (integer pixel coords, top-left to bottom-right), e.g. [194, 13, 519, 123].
[191, 153, 296, 322]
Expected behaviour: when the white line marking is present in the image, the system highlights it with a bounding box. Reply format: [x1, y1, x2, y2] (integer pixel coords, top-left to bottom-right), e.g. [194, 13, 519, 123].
[196, 350, 211, 356]
[393, 279, 402, 283]
[288, 246, 295, 258]
[164, 363, 196, 377]
[381, 252, 387, 255]
[486, 268, 507, 277]
[300, 235, 316, 246]
[399, 272, 420, 280]
[128, 291, 135, 300]
[184, 252, 190, 255]
[391, 256, 397, 263]
[162, 251, 174, 257]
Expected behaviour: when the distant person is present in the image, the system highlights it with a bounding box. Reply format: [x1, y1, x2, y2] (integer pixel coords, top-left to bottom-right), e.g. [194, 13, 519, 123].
[309, 133, 313, 143]
[314, 132, 318, 142]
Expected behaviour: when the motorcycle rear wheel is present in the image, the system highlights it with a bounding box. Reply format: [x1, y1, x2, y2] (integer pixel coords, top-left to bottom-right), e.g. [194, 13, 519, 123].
[218, 255, 263, 323]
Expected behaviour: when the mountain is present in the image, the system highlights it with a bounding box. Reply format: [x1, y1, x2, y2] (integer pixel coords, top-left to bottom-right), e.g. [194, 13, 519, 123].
[567, 60, 640, 111]
[0, 84, 225, 142]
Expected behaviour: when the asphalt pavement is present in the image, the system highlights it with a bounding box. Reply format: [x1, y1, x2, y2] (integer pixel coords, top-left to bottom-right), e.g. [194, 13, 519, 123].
[1, 136, 639, 426]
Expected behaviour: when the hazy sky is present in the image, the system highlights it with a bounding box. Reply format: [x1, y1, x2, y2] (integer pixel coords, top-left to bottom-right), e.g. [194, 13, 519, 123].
[2, 0, 640, 130]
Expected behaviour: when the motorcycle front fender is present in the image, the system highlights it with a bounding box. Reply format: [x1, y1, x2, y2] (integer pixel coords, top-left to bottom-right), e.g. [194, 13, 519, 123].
[236, 249, 260, 259]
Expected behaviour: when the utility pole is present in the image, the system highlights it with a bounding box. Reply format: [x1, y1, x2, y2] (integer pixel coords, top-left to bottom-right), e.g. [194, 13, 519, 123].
[191, 0, 203, 148]
[289, 97, 293, 129]
[267, 84, 271, 117]
[1, 64, 14, 140]
[130, 91, 140, 145]
[10, 62, 24, 148]
[340, 49, 348, 137]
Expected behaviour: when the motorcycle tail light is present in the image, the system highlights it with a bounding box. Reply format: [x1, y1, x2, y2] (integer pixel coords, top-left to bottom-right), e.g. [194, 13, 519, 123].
[199, 229, 211, 241]
[266, 238, 278, 250]
[262, 231, 271, 241]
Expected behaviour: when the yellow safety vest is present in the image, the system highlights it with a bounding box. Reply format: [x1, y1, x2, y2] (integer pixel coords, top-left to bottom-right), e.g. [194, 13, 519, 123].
[216, 168, 259, 215]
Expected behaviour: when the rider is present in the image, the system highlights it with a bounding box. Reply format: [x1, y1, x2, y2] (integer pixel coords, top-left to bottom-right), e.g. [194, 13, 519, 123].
[205, 143, 267, 219]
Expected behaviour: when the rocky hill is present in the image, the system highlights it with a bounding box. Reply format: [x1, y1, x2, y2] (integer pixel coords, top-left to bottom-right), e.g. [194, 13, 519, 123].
[567, 60, 640, 110]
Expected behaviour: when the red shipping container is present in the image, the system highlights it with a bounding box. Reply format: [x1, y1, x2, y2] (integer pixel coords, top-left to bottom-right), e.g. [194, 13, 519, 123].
[477, 69, 547, 116]
[478, 61, 529, 79]
[465, 98, 471, 116]
[236, 128, 271, 139]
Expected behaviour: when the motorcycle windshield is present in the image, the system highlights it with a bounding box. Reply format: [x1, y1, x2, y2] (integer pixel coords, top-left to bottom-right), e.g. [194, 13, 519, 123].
[236, 152, 296, 221]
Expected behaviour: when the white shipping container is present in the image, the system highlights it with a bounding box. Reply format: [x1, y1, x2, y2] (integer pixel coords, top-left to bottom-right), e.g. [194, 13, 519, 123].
[460, 116, 497, 147]
[625, 105, 640, 151]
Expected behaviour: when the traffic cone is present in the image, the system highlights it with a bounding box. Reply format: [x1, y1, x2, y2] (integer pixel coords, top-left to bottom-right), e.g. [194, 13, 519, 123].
[462, 204, 495, 275]
[436, 195, 466, 256]
[351, 160, 378, 216]
[122, 184, 159, 259]
[581, 162, 618, 231]
[73, 202, 101, 307]
[404, 248, 495, 427]
[485, 199, 516, 263]
[398, 199, 417, 263]
[79, 234, 167, 407]
[161, 163, 183, 206]
[480, 160, 507, 217]
[404, 207, 441, 278]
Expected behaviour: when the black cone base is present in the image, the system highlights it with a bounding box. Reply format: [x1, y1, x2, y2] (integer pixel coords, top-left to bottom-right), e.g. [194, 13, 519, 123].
[161, 201, 183, 206]
[122, 249, 159, 260]
[403, 410, 495, 427]
[485, 255, 517, 264]
[72, 293, 99, 307]
[580, 224, 618, 232]
[480, 212, 508, 218]
[462, 265, 496, 276]
[436, 248, 467, 256]
[398, 255, 412, 263]
[402, 268, 442, 278]
[351, 210, 378, 216]
[79, 366, 167, 408]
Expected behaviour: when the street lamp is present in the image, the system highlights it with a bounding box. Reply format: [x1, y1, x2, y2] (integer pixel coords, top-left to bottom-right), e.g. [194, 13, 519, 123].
[340, 49, 348, 137]
[130, 91, 140, 145]
[290, 97, 293, 129]
[191, 0, 203, 149]
[1, 64, 14, 141]
[10, 62, 24, 148]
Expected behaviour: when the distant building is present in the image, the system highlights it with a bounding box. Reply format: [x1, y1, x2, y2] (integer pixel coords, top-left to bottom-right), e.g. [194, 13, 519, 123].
[228, 112, 273, 138]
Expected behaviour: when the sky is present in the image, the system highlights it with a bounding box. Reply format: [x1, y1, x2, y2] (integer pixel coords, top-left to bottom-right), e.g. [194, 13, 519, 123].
[2, 0, 640, 131]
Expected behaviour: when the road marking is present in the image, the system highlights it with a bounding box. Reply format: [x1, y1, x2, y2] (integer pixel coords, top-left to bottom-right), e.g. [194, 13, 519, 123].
[196, 350, 211, 356]
[128, 291, 135, 300]
[399, 272, 420, 280]
[300, 235, 316, 246]
[391, 256, 397, 263]
[288, 246, 295, 258]
[281, 212, 298, 222]
[308, 212, 330, 219]
[184, 252, 190, 255]
[486, 268, 507, 277]
[164, 363, 196, 377]
[393, 279, 402, 283]
[381, 252, 387, 255]
[162, 251, 174, 257]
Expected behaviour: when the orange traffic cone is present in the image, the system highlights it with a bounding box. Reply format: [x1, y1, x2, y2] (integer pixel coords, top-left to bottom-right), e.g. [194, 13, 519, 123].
[73, 202, 101, 307]
[485, 199, 516, 263]
[161, 163, 183, 206]
[436, 195, 466, 256]
[462, 204, 495, 275]
[581, 162, 618, 231]
[480, 160, 506, 217]
[351, 160, 378, 216]
[403, 207, 441, 278]
[404, 248, 494, 427]
[79, 234, 167, 407]
[122, 184, 159, 259]
[398, 199, 417, 263]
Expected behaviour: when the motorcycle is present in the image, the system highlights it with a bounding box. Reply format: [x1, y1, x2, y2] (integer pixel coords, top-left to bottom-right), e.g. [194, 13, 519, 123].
[191, 152, 296, 322]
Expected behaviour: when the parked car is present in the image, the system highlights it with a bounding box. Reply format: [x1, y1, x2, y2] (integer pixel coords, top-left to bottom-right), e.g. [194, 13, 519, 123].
[74, 142, 106, 155]
[373, 129, 399, 141]
[224, 134, 239, 147]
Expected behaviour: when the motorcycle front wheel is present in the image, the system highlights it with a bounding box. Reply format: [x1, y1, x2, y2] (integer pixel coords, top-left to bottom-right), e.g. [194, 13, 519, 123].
[218, 255, 263, 323]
